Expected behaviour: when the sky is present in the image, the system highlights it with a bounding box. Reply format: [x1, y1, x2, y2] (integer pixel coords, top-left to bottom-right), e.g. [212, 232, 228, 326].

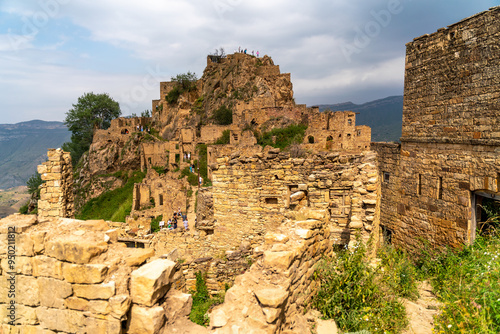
[0, 0, 497, 124]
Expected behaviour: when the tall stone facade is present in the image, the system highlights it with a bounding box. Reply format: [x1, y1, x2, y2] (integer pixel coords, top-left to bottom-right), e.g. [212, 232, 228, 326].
[37, 149, 74, 220]
[375, 6, 500, 251]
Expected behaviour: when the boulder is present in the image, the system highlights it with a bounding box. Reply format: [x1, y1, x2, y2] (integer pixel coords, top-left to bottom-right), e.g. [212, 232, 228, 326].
[109, 294, 131, 319]
[45, 237, 108, 264]
[130, 259, 176, 306]
[125, 248, 155, 267]
[164, 289, 193, 321]
[254, 287, 289, 308]
[127, 304, 166, 334]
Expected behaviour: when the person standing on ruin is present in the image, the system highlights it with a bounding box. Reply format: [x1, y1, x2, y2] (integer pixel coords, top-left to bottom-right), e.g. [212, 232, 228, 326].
[172, 213, 178, 229]
[183, 215, 189, 231]
[199, 176, 203, 186]
[256, 51, 259, 57]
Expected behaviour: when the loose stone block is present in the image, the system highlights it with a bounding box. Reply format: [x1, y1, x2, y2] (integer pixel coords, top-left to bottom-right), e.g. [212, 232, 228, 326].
[253, 287, 289, 308]
[127, 304, 166, 334]
[130, 259, 176, 306]
[263, 251, 295, 271]
[45, 238, 107, 264]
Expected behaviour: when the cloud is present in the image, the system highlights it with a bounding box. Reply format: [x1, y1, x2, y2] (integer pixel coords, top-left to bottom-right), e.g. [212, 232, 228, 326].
[0, 0, 495, 123]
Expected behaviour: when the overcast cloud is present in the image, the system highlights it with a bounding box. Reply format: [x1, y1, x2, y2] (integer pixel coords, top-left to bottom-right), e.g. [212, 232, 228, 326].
[0, 0, 496, 123]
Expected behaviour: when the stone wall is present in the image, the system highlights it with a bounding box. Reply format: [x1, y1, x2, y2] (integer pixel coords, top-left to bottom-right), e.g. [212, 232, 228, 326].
[0, 214, 202, 334]
[375, 6, 500, 251]
[211, 149, 380, 249]
[402, 7, 500, 142]
[208, 209, 334, 333]
[37, 149, 74, 220]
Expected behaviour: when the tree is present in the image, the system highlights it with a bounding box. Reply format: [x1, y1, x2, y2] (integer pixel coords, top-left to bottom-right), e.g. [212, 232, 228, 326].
[63, 92, 121, 165]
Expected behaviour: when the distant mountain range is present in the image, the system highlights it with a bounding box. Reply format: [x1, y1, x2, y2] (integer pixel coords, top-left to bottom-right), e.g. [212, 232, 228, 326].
[0, 120, 71, 189]
[316, 95, 403, 142]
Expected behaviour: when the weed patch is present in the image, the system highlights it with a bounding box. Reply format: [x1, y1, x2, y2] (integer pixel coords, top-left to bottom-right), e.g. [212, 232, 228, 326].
[189, 272, 224, 326]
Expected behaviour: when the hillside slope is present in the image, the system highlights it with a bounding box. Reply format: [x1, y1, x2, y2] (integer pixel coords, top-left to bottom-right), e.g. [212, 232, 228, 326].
[0, 120, 71, 189]
[317, 96, 403, 142]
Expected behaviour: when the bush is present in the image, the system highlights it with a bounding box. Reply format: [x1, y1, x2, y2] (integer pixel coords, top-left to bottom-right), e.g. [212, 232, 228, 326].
[150, 215, 163, 233]
[415, 233, 500, 333]
[256, 124, 307, 149]
[212, 105, 232, 125]
[165, 72, 198, 105]
[179, 167, 198, 186]
[214, 130, 230, 145]
[312, 237, 408, 333]
[189, 271, 224, 326]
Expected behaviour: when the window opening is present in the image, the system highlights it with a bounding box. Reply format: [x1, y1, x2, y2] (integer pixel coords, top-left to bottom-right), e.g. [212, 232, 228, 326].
[417, 174, 422, 195]
[437, 177, 443, 199]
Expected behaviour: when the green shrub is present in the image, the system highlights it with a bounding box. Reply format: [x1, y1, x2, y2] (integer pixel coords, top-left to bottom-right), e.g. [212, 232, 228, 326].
[19, 202, 29, 214]
[256, 124, 307, 149]
[214, 130, 230, 145]
[150, 215, 163, 233]
[312, 238, 408, 333]
[179, 167, 198, 186]
[189, 271, 224, 326]
[415, 233, 500, 333]
[152, 165, 167, 175]
[212, 105, 232, 125]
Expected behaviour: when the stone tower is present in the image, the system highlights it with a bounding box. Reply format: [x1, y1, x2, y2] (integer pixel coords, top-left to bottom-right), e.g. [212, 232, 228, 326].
[37, 148, 74, 219]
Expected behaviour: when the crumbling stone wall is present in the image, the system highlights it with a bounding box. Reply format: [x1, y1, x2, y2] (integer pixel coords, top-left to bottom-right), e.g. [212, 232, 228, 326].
[211, 149, 380, 248]
[304, 110, 371, 152]
[376, 6, 500, 251]
[208, 209, 334, 333]
[0, 214, 199, 334]
[37, 149, 74, 219]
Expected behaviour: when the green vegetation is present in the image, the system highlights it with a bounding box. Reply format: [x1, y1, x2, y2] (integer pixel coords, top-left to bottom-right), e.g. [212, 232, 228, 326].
[150, 215, 163, 233]
[20, 172, 44, 214]
[189, 272, 225, 326]
[165, 72, 198, 105]
[192, 96, 205, 115]
[256, 124, 307, 149]
[196, 144, 209, 185]
[214, 130, 230, 145]
[179, 166, 198, 187]
[151, 165, 167, 175]
[212, 105, 233, 125]
[76, 170, 145, 222]
[414, 234, 500, 332]
[63, 92, 121, 165]
[312, 237, 411, 333]
[314, 213, 500, 334]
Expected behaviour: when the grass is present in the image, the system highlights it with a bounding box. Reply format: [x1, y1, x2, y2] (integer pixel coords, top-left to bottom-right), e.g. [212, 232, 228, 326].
[214, 130, 230, 145]
[312, 236, 411, 333]
[414, 232, 500, 333]
[76, 170, 145, 222]
[313, 225, 500, 333]
[189, 271, 225, 327]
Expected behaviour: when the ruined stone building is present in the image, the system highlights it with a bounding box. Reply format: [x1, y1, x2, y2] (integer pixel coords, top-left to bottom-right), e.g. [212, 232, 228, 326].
[374, 6, 500, 251]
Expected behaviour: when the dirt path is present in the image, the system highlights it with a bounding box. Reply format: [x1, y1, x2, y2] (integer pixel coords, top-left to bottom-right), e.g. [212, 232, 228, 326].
[402, 281, 441, 334]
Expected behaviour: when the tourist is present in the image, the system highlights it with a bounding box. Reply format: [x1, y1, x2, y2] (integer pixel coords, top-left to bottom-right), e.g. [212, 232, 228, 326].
[252, 50, 254, 56]
[178, 207, 182, 217]
[199, 176, 203, 186]
[244, 48, 247, 54]
[187, 152, 191, 160]
[167, 219, 173, 230]
[172, 213, 178, 229]
[256, 51, 259, 57]
[183, 215, 189, 231]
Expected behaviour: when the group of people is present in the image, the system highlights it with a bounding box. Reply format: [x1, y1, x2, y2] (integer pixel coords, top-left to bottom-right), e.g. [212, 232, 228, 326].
[237, 46, 259, 57]
[159, 207, 189, 232]
[135, 124, 150, 133]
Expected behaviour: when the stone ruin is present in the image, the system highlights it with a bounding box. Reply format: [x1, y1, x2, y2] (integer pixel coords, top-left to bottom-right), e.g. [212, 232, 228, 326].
[36, 148, 74, 220]
[3, 6, 500, 334]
